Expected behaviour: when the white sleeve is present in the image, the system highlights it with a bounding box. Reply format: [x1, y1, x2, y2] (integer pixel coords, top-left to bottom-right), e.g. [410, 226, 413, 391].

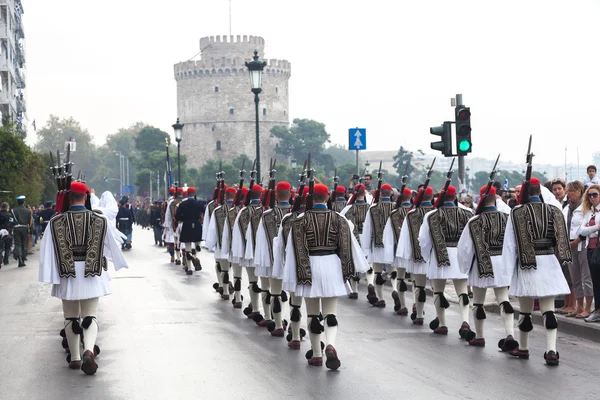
[205, 211, 219, 251]
[359, 208, 373, 256]
[457, 219, 475, 275]
[397, 216, 412, 260]
[231, 211, 245, 261]
[578, 210, 599, 237]
[502, 215, 518, 274]
[103, 217, 129, 271]
[283, 231, 296, 282]
[244, 221, 254, 261]
[349, 219, 370, 273]
[495, 198, 511, 214]
[382, 218, 395, 264]
[202, 205, 211, 241]
[253, 219, 269, 267]
[38, 224, 60, 284]
[340, 205, 351, 216]
[418, 212, 434, 262]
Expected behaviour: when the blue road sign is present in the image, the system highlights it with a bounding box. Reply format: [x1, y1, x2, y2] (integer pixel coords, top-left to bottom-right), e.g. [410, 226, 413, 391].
[121, 185, 133, 195]
[349, 128, 366, 150]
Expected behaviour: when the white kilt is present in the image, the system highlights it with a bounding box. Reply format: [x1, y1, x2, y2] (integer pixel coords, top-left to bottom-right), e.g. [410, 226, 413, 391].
[509, 256, 570, 297]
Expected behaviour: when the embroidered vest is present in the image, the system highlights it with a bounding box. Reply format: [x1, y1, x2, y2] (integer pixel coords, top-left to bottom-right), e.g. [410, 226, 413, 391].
[261, 205, 291, 265]
[50, 209, 108, 278]
[468, 210, 508, 278]
[406, 206, 434, 263]
[428, 207, 473, 267]
[389, 206, 410, 253]
[291, 209, 356, 285]
[237, 204, 263, 250]
[344, 202, 369, 242]
[369, 201, 395, 248]
[332, 199, 348, 213]
[511, 202, 572, 270]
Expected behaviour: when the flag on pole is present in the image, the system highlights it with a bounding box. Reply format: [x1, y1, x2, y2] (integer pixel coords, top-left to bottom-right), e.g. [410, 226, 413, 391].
[504, 177, 509, 190]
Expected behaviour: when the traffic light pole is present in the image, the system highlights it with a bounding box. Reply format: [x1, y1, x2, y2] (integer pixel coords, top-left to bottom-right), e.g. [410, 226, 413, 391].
[455, 94, 466, 193]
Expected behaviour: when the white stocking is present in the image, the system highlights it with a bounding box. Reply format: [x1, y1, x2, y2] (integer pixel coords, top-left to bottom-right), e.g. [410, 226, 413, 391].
[494, 287, 514, 337]
[233, 264, 243, 302]
[366, 267, 374, 286]
[350, 278, 358, 293]
[472, 287, 487, 339]
[305, 298, 322, 357]
[389, 266, 398, 292]
[517, 297, 534, 351]
[397, 268, 407, 307]
[322, 298, 339, 348]
[62, 300, 81, 362]
[80, 298, 99, 353]
[260, 277, 271, 321]
[431, 279, 447, 326]
[540, 296, 558, 352]
[215, 263, 223, 289]
[246, 267, 260, 314]
[270, 278, 284, 329]
[454, 279, 470, 323]
[373, 263, 384, 299]
[413, 274, 427, 318]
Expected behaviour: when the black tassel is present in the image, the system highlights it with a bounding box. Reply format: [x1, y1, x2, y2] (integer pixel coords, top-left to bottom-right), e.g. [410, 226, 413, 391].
[273, 296, 282, 313]
[262, 290, 271, 304]
[222, 271, 230, 284]
[81, 316, 96, 329]
[543, 311, 558, 329]
[399, 279, 408, 292]
[417, 286, 426, 302]
[325, 314, 338, 327]
[251, 282, 261, 293]
[519, 313, 533, 332]
[308, 315, 324, 334]
[234, 278, 241, 291]
[280, 291, 288, 302]
[352, 274, 360, 282]
[435, 292, 450, 309]
[291, 306, 301, 322]
[375, 273, 386, 285]
[459, 293, 470, 306]
[68, 318, 83, 335]
[474, 304, 486, 320]
[390, 271, 397, 280]
[500, 301, 514, 314]
[367, 268, 373, 274]
[216, 262, 222, 273]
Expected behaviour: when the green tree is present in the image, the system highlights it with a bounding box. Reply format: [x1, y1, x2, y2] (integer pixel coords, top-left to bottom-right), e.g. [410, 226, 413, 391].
[323, 144, 355, 166]
[270, 118, 332, 173]
[392, 146, 417, 185]
[134, 126, 170, 153]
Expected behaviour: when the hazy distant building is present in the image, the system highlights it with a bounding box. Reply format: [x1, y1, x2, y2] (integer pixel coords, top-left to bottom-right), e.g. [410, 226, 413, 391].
[174, 35, 291, 173]
[0, 0, 26, 135]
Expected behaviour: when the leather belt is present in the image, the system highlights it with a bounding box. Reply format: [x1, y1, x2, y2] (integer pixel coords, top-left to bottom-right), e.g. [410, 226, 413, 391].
[308, 250, 337, 256]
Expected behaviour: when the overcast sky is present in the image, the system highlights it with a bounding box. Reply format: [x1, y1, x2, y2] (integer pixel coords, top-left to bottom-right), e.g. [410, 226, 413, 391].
[25, 0, 600, 166]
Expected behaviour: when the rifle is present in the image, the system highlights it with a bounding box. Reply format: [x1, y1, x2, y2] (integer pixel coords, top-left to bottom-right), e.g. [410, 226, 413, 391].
[373, 161, 383, 204]
[60, 144, 73, 213]
[217, 160, 225, 206]
[165, 137, 173, 189]
[411, 157, 436, 210]
[212, 172, 219, 202]
[474, 154, 501, 215]
[519, 135, 534, 205]
[234, 158, 247, 207]
[305, 153, 314, 211]
[244, 159, 258, 207]
[395, 162, 410, 208]
[433, 157, 456, 208]
[327, 167, 338, 210]
[291, 160, 308, 212]
[358, 168, 367, 185]
[264, 159, 277, 210]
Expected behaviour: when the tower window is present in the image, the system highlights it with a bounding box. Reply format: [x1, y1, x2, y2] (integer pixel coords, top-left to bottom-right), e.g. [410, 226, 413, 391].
[263, 108, 267, 116]
[283, 111, 286, 116]
[216, 140, 222, 151]
[229, 108, 234, 115]
[215, 86, 219, 92]
[275, 87, 278, 93]
[211, 126, 215, 132]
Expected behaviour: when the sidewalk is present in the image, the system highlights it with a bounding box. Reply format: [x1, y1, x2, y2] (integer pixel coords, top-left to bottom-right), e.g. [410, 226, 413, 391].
[390, 279, 600, 343]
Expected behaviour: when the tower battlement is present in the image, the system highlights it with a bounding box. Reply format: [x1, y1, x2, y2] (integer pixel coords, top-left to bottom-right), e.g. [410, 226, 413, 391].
[199, 35, 266, 60]
[174, 57, 291, 80]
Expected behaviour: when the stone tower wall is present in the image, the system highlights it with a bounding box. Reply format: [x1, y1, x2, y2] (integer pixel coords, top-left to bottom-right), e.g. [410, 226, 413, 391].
[174, 35, 291, 178]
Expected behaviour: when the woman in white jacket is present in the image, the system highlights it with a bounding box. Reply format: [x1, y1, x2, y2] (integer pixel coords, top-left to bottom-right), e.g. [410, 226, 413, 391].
[576, 184, 600, 322]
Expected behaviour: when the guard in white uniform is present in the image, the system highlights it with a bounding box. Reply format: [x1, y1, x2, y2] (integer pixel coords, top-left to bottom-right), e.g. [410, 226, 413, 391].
[457, 185, 517, 350]
[419, 185, 473, 337]
[283, 184, 369, 370]
[383, 187, 413, 315]
[502, 178, 571, 366]
[254, 181, 292, 337]
[39, 182, 128, 375]
[397, 187, 434, 325]
[164, 187, 184, 265]
[360, 184, 395, 307]
[232, 184, 265, 324]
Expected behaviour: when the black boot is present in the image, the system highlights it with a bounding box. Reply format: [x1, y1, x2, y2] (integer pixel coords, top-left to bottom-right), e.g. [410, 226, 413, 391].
[18, 257, 26, 267]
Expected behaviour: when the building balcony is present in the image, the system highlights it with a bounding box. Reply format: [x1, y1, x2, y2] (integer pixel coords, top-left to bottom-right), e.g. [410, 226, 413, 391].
[16, 92, 24, 113]
[15, 42, 24, 67]
[15, 67, 24, 89]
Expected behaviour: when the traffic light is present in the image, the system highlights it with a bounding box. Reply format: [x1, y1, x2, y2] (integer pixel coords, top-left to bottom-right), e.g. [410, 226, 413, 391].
[455, 106, 472, 155]
[430, 121, 452, 157]
[104, 176, 109, 183]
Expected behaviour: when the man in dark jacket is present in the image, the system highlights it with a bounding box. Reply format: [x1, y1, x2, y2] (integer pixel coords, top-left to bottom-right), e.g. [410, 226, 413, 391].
[116, 197, 135, 250]
[12, 195, 31, 267]
[39, 201, 57, 237]
[150, 199, 164, 246]
[0, 202, 14, 266]
[175, 187, 202, 275]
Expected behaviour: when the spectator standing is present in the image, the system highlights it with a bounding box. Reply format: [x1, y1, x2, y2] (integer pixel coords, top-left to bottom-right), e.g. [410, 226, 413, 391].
[0, 202, 14, 266]
[577, 184, 600, 322]
[11, 195, 31, 267]
[551, 178, 568, 208]
[584, 165, 600, 187]
[563, 181, 593, 318]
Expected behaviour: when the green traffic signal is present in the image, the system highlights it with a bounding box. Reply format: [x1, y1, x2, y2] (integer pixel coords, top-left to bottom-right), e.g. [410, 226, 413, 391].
[459, 140, 471, 152]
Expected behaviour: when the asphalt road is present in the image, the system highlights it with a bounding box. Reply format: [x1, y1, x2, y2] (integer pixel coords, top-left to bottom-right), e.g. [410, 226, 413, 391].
[0, 226, 598, 400]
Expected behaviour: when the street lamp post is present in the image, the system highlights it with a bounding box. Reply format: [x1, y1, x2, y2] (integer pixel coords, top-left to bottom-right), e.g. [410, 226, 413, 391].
[365, 160, 371, 174]
[172, 118, 184, 191]
[245, 50, 267, 180]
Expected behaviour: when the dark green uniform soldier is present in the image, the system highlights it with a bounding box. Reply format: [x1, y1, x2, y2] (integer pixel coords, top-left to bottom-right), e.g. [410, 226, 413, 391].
[12, 195, 31, 267]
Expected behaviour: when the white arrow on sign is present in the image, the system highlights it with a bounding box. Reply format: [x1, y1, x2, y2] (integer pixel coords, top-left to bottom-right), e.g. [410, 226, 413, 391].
[354, 135, 363, 148]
